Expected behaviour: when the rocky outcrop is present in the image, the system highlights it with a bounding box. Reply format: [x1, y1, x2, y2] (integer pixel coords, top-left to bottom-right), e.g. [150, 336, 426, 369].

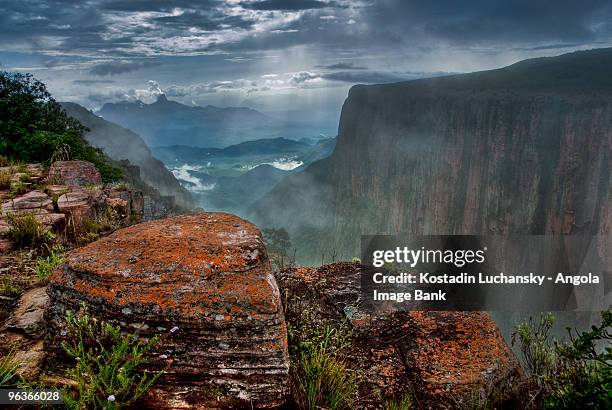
[47, 161, 102, 186]
[1, 191, 65, 230]
[45, 212, 289, 408]
[251, 48, 612, 262]
[277, 262, 522, 408]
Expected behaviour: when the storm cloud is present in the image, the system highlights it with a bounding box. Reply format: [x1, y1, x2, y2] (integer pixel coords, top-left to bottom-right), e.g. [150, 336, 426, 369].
[2, 0, 612, 115]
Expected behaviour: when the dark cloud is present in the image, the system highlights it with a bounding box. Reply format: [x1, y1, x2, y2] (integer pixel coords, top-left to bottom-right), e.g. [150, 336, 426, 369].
[4, 0, 612, 111]
[101, 0, 219, 12]
[73, 79, 116, 84]
[316, 62, 366, 70]
[89, 61, 160, 76]
[240, 0, 330, 11]
[322, 70, 452, 84]
[363, 0, 612, 45]
[2, 0, 612, 59]
[153, 9, 253, 31]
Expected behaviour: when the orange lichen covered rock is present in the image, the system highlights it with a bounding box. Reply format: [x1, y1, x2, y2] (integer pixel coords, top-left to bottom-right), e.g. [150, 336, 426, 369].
[46, 212, 289, 408]
[277, 262, 522, 409]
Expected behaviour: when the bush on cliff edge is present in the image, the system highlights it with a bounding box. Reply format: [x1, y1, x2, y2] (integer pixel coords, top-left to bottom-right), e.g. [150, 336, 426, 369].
[512, 310, 612, 409]
[0, 71, 121, 182]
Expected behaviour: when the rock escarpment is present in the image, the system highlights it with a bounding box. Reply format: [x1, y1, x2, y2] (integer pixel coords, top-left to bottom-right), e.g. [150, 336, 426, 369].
[45, 212, 289, 408]
[251, 48, 612, 262]
[277, 262, 522, 408]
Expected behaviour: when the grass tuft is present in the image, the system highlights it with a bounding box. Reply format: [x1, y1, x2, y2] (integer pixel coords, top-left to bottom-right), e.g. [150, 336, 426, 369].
[6, 213, 55, 249]
[0, 352, 21, 387]
[287, 300, 357, 409]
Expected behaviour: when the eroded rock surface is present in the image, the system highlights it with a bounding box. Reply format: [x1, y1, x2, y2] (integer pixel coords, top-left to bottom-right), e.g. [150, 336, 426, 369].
[277, 262, 522, 409]
[47, 160, 102, 186]
[46, 212, 289, 408]
[1, 191, 65, 230]
[0, 287, 49, 380]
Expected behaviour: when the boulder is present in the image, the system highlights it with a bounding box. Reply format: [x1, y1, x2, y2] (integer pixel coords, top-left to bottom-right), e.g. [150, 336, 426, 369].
[2, 191, 54, 214]
[277, 262, 523, 409]
[5, 287, 48, 336]
[46, 212, 289, 408]
[47, 161, 102, 186]
[0, 287, 49, 380]
[56, 189, 92, 221]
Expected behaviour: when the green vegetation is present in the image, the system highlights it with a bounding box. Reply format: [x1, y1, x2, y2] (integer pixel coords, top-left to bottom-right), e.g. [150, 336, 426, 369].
[9, 180, 27, 197]
[512, 310, 612, 409]
[18, 172, 32, 183]
[0, 277, 22, 298]
[0, 170, 11, 189]
[384, 395, 413, 410]
[0, 352, 20, 387]
[286, 299, 357, 409]
[0, 71, 121, 182]
[77, 218, 103, 244]
[61, 304, 163, 409]
[263, 227, 295, 270]
[32, 246, 64, 279]
[6, 213, 55, 249]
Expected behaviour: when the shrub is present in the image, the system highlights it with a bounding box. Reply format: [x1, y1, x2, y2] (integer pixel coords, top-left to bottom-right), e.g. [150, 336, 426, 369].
[0, 352, 20, 387]
[0, 170, 11, 189]
[0, 278, 22, 298]
[77, 218, 103, 244]
[6, 213, 55, 249]
[0, 155, 9, 167]
[512, 310, 612, 409]
[18, 172, 32, 183]
[61, 304, 163, 409]
[512, 312, 557, 382]
[287, 301, 357, 409]
[544, 310, 612, 409]
[32, 246, 64, 279]
[9, 180, 27, 197]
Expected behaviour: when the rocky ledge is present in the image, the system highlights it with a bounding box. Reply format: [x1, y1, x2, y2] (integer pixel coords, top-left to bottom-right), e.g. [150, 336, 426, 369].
[277, 262, 523, 409]
[45, 212, 289, 408]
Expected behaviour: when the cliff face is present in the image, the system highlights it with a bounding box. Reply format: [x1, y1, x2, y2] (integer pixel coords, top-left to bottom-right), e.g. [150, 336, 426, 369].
[251, 48, 612, 262]
[61, 103, 193, 209]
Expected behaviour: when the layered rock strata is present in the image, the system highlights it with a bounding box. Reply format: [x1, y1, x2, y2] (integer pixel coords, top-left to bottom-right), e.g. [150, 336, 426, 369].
[45, 212, 289, 408]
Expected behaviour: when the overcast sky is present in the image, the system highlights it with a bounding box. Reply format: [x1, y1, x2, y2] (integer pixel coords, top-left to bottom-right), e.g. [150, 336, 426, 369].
[2, 0, 612, 131]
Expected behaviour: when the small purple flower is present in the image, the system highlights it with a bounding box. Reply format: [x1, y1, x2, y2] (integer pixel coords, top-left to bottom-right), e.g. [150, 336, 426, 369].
[170, 326, 179, 333]
[159, 354, 168, 359]
[107, 395, 115, 402]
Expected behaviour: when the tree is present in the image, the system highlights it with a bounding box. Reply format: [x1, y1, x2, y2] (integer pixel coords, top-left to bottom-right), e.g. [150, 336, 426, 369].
[0, 71, 121, 181]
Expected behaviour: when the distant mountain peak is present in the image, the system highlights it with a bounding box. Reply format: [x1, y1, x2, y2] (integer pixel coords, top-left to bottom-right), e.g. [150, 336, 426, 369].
[156, 94, 168, 103]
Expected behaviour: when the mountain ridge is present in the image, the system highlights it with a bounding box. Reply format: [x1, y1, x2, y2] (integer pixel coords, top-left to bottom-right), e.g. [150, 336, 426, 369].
[61, 102, 194, 208]
[96, 94, 307, 148]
